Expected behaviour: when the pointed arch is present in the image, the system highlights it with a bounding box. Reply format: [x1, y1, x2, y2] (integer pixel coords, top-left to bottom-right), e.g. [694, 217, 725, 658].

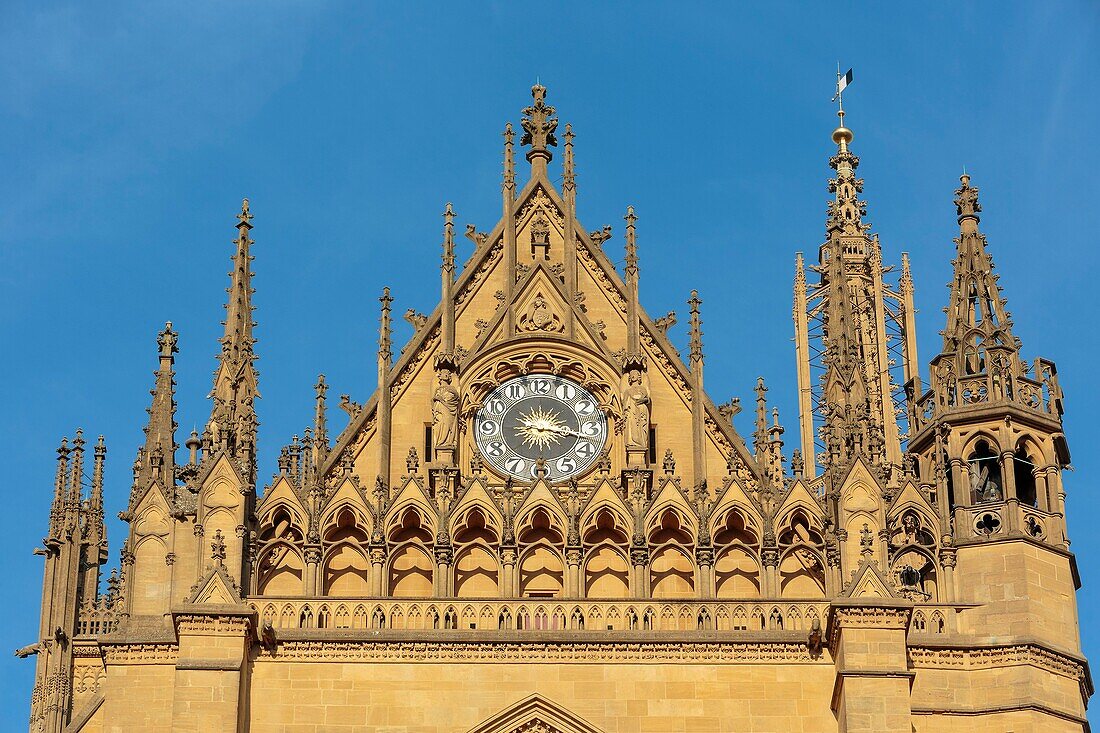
[389, 542, 434, 598]
[454, 544, 499, 597]
[649, 544, 695, 599]
[518, 544, 564, 598]
[257, 542, 304, 596]
[322, 542, 370, 596]
[778, 547, 826, 598]
[583, 545, 630, 598]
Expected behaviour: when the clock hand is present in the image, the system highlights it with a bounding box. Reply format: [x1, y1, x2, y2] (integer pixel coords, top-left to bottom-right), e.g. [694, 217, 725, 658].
[549, 426, 598, 440]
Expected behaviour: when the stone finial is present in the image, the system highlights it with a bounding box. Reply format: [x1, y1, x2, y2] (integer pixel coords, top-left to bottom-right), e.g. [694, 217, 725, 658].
[378, 287, 393, 367]
[520, 84, 558, 163]
[441, 203, 456, 276]
[688, 291, 703, 364]
[954, 173, 981, 222]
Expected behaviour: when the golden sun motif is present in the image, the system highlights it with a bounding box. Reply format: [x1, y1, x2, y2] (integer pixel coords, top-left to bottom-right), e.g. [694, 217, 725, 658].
[515, 405, 567, 451]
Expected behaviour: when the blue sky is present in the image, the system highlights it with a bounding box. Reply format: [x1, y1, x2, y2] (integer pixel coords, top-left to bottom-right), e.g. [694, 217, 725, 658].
[1, 1, 1098, 724]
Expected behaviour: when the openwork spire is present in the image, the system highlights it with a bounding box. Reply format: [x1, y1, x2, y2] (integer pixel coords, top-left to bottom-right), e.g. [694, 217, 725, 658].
[910, 173, 1065, 430]
[793, 99, 913, 479]
[520, 84, 558, 164]
[943, 174, 1013, 352]
[208, 199, 260, 465]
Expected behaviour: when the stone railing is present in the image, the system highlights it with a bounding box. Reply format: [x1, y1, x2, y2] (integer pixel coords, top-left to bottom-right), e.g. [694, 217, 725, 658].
[251, 598, 830, 633]
[250, 597, 959, 636]
[910, 357, 1061, 433]
[955, 501, 1060, 544]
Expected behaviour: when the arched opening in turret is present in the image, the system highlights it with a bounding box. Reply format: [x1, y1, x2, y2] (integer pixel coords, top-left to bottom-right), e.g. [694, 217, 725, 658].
[964, 335, 987, 376]
[1014, 446, 1038, 508]
[968, 440, 1002, 503]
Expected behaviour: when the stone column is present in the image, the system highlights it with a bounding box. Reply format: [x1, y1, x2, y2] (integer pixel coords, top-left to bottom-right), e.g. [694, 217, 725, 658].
[939, 541, 956, 603]
[500, 547, 517, 597]
[761, 547, 779, 598]
[303, 546, 321, 595]
[828, 601, 914, 733]
[696, 546, 714, 598]
[369, 547, 386, 596]
[631, 545, 649, 599]
[171, 607, 254, 733]
[434, 544, 453, 597]
[565, 547, 582, 598]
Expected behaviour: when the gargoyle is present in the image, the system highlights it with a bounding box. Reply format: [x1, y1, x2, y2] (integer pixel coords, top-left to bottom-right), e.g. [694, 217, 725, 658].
[589, 225, 612, 246]
[339, 394, 362, 418]
[654, 311, 677, 334]
[13, 642, 42, 659]
[404, 309, 428, 331]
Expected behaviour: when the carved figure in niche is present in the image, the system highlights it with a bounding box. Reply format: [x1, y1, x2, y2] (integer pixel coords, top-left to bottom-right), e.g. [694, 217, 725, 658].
[901, 512, 919, 545]
[431, 369, 460, 448]
[623, 369, 651, 451]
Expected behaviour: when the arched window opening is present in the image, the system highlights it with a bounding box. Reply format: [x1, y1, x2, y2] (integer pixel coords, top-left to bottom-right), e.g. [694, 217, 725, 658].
[1014, 448, 1038, 507]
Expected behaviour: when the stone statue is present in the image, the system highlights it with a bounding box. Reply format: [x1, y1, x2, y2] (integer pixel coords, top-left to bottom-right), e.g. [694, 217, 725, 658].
[623, 369, 650, 451]
[432, 369, 460, 448]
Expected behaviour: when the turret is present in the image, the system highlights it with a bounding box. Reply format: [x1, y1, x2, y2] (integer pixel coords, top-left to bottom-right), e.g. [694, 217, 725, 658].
[907, 173, 1076, 653]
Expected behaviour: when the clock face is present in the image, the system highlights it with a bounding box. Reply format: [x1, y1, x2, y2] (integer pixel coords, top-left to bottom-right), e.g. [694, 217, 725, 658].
[475, 375, 608, 482]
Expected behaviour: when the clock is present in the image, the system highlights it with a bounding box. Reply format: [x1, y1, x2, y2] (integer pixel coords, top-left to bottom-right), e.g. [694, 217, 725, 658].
[475, 375, 608, 482]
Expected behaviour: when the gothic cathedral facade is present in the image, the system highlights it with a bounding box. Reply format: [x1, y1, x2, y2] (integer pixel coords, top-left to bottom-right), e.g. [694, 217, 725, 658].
[24, 87, 1090, 732]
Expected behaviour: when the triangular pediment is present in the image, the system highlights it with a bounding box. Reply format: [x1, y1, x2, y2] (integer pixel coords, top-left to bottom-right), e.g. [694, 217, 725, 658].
[774, 479, 827, 525]
[320, 130, 765, 492]
[257, 474, 308, 525]
[887, 481, 936, 522]
[187, 562, 244, 605]
[320, 475, 373, 527]
[710, 478, 765, 534]
[466, 693, 605, 733]
[842, 560, 897, 599]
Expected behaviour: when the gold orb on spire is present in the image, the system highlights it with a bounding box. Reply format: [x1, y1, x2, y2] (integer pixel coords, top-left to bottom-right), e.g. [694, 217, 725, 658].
[832, 110, 853, 147]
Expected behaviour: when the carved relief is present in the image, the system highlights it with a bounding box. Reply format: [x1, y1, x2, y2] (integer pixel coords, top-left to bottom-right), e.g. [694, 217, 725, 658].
[518, 294, 564, 334]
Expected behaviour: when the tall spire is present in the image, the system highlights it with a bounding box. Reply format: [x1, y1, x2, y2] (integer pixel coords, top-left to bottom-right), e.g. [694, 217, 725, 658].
[794, 96, 914, 480]
[134, 322, 177, 501]
[207, 198, 260, 466]
[520, 83, 558, 171]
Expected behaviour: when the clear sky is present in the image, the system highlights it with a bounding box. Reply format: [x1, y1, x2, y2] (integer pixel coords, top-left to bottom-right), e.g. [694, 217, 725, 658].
[1, 1, 1097, 725]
